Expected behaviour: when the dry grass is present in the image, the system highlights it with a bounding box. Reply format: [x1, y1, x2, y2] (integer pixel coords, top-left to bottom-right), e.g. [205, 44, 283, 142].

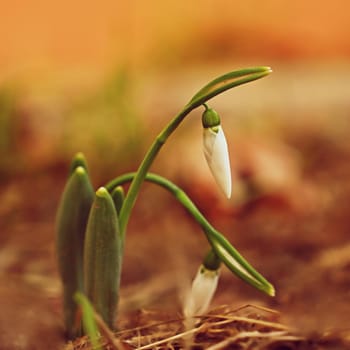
[66, 304, 350, 350]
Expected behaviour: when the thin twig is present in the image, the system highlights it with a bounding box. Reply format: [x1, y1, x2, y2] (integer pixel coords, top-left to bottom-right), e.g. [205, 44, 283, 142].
[201, 314, 290, 331]
[206, 330, 288, 350]
[135, 324, 206, 350]
[93, 311, 127, 350]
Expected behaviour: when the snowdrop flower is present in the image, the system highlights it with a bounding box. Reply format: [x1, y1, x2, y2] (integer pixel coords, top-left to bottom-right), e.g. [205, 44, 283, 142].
[183, 265, 220, 318]
[202, 106, 232, 198]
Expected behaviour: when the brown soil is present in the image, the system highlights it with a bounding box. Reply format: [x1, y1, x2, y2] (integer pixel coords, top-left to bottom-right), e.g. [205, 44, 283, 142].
[1, 122, 350, 349]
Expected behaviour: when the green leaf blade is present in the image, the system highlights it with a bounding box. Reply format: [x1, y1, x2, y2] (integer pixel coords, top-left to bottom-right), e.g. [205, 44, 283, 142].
[106, 172, 275, 297]
[84, 187, 121, 329]
[74, 292, 101, 350]
[208, 231, 275, 297]
[188, 66, 272, 108]
[56, 165, 95, 338]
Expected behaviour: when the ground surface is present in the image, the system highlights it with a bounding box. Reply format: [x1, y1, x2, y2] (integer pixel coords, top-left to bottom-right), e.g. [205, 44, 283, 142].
[1, 126, 350, 349]
[1, 66, 350, 349]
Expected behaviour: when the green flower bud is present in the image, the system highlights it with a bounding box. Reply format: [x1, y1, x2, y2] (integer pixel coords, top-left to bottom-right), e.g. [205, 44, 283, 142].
[203, 249, 221, 271]
[202, 106, 221, 129]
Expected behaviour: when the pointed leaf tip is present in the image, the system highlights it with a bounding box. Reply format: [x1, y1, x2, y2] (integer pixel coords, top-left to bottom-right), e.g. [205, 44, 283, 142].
[74, 166, 86, 176]
[96, 187, 109, 198]
[267, 284, 276, 297]
[69, 152, 89, 175]
[208, 233, 275, 296]
[260, 66, 272, 73]
[75, 151, 85, 159]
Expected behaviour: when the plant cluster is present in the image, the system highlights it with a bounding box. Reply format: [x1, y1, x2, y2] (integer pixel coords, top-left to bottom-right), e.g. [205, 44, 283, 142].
[55, 67, 275, 341]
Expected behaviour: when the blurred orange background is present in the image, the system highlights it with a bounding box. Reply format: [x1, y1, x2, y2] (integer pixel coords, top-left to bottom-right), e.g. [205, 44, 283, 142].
[1, 0, 349, 80]
[1, 4, 350, 348]
[0, 0, 349, 177]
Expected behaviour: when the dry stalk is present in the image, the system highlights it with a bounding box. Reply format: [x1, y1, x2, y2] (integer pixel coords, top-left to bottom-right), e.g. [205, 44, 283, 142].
[67, 304, 350, 350]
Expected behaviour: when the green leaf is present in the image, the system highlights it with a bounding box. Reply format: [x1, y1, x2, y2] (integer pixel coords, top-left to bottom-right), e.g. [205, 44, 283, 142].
[111, 186, 125, 252]
[188, 66, 272, 109]
[111, 186, 125, 216]
[56, 166, 94, 338]
[106, 172, 275, 297]
[69, 152, 89, 176]
[84, 187, 121, 329]
[207, 230, 275, 296]
[74, 292, 101, 350]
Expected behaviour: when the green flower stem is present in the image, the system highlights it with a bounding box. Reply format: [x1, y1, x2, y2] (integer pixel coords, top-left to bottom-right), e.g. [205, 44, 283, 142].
[105, 172, 275, 296]
[117, 67, 272, 238]
[117, 105, 193, 236]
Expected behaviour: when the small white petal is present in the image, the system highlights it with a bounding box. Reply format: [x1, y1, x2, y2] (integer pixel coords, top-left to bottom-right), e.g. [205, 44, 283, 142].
[203, 126, 232, 198]
[183, 266, 219, 318]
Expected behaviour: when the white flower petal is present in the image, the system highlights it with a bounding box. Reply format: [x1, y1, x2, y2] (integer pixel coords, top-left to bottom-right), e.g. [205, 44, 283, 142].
[203, 126, 232, 198]
[183, 266, 219, 317]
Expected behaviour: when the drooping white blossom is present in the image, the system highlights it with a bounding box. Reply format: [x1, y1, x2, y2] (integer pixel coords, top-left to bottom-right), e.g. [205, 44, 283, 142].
[203, 126, 232, 198]
[183, 265, 219, 318]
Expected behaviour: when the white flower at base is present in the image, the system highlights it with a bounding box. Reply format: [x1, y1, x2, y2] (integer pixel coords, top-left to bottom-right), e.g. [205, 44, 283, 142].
[183, 265, 219, 318]
[203, 126, 232, 198]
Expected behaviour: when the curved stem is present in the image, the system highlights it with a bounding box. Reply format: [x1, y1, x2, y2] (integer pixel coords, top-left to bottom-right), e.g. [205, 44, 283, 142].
[117, 104, 195, 236]
[106, 172, 274, 296]
[116, 67, 272, 237]
[106, 172, 208, 228]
